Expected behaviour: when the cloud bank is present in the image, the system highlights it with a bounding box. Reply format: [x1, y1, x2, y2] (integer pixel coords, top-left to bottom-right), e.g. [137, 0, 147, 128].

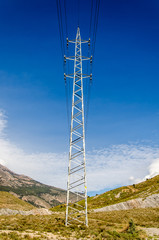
[0, 110, 159, 193]
[143, 158, 159, 180]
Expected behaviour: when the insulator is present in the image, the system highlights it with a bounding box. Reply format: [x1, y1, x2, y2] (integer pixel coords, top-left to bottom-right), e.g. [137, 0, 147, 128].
[90, 73, 92, 81]
[64, 55, 66, 64]
[67, 38, 69, 47]
[88, 38, 90, 47]
[90, 55, 92, 64]
[64, 73, 66, 81]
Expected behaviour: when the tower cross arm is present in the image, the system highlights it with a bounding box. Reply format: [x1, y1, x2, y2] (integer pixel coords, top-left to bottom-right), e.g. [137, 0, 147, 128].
[64, 73, 91, 79]
[65, 56, 91, 61]
[68, 39, 90, 44]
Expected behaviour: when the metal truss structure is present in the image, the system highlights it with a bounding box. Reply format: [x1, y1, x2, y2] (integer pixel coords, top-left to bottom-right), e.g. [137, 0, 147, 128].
[65, 27, 91, 226]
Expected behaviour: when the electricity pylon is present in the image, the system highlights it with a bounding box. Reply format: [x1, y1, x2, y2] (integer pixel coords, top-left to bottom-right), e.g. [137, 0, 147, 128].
[65, 27, 91, 226]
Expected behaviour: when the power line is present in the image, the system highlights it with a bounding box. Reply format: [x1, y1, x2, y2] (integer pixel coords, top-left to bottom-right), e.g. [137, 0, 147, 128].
[56, 0, 100, 144]
[85, 0, 95, 135]
[78, 0, 80, 26]
[85, 0, 100, 133]
[85, 77, 92, 137]
[56, 0, 70, 136]
[91, 0, 98, 56]
[64, 78, 70, 135]
[89, 0, 93, 38]
[91, 0, 100, 61]
[63, 0, 71, 135]
[58, 0, 65, 55]
[56, 0, 64, 58]
[64, 0, 68, 37]
[92, 0, 100, 59]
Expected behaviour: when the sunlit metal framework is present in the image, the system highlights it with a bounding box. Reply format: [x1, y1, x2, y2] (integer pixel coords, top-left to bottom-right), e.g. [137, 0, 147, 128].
[65, 27, 91, 226]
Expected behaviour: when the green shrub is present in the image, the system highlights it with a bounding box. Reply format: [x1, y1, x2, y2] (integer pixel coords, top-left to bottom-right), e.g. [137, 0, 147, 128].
[128, 219, 136, 234]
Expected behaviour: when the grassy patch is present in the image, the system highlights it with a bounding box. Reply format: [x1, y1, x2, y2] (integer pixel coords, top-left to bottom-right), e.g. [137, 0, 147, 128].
[0, 192, 35, 211]
[90, 208, 159, 228]
[50, 204, 66, 212]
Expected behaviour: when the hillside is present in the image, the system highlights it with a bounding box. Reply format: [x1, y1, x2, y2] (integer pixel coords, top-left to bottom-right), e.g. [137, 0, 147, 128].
[86, 174, 159, 210]
[51, 174, 159, 212]
[0, 191, 35, 211]
[0, 164, 75, 208]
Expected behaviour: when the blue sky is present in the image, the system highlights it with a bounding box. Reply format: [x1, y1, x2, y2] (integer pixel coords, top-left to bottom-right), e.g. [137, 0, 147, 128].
[0, 0, 159, 194]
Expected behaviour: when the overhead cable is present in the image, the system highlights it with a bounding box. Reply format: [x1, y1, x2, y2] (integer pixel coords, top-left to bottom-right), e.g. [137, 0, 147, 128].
[56, 0, 65, 58]
[91, 0, 100, 62]
[64, 0, 68, 37]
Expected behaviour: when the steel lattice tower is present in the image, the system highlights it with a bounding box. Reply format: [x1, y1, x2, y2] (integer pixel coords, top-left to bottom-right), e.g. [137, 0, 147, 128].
[65, 27, 91, 226]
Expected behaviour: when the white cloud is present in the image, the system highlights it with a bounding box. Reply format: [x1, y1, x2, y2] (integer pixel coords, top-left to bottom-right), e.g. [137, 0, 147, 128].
[86, 145, 159, 191]
[0, 110, 7, 136]
[0, 110, 159, 193]
[0, 137, 68, 188]
[0, 110, 68, 188]
[143, 158, 159, 180]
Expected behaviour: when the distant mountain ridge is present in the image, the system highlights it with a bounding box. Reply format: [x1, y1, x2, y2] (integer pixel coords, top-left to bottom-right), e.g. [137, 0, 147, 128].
[0, 164, 74, 208]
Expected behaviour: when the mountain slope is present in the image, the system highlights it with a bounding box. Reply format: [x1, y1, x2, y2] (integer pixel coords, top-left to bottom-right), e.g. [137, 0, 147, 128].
[51, 174, 159, 212]
[86, 174, 159, 210]
[0, 191, 35, 211]
[0, 164, 75, 208]
[94, 194, 159, 212]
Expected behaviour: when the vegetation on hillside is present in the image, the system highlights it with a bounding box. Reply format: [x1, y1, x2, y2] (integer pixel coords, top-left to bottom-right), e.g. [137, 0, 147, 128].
[85, 175, 159, 210]
[0, 192, 35, 211]
[51, 175, 159, 212]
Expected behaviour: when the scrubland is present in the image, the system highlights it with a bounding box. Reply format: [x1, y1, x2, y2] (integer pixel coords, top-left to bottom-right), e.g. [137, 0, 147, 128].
[0, 208, 158, 239]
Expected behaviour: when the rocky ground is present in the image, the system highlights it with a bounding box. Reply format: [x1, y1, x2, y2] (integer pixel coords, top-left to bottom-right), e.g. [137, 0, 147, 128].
[0, 208, 52, 216]
[93, 193, 159, 212]
[142, 227, 159, 238]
